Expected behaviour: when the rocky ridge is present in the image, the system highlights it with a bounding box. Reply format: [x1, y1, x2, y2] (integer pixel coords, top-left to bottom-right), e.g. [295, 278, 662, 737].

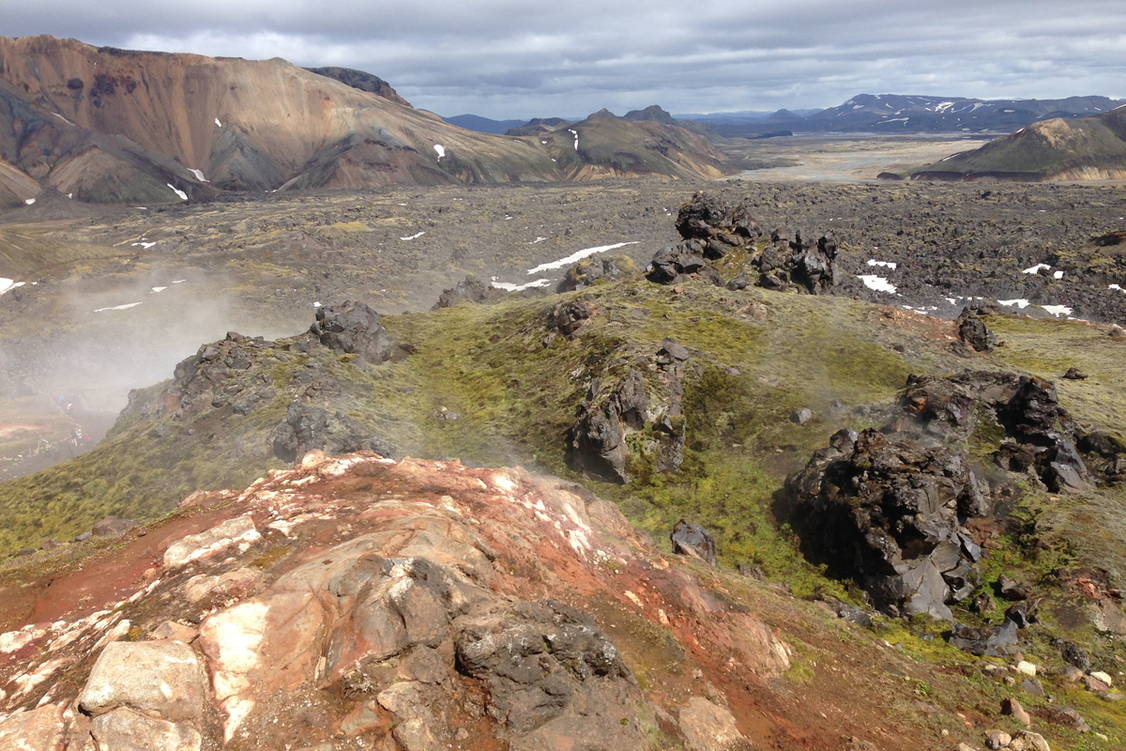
[0, 450, 797, 750]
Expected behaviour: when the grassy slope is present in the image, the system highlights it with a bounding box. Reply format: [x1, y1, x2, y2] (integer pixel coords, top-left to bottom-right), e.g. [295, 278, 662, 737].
[4, 279, 1121, 586]
[1, 278, 1123, 745]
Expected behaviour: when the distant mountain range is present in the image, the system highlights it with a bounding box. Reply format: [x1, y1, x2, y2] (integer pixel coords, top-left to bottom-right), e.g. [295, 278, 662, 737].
[912, 105, 1126, 181]
[795, 94, 1124, 134]
[444, 114, 528, 134]
[0, 36, 726, 207]
[464, 94, 1121, 138]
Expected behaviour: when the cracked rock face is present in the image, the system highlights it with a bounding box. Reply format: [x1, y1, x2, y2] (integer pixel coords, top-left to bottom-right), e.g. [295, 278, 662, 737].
[787, 428, 985, 619]
[0, 451, 791, 750]
[566, 339, 687, 483]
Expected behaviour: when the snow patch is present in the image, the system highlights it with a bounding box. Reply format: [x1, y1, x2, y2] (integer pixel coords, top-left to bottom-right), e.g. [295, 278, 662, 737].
[1110, 284, 1125, 293]
[187, 168, 208, 182]
[935, 101, 955, 113]
[866, 259, 897, 270]
[0, 278, 26, 296]
[526, 241, 638, 275]
[1053, 270, 1064, 279]
[857, 274, 897, 294]
[24, 198, 35, 205]
[214, 118, 223, 127]
[491, 278, 552, 292]
[1040, 304, 1072, 317]
[399, 231, 425, 241]
[1022, 263, 1051, 274]
[151, 286, 167, 293]
[166, 184, 188, 201]
[93, 302, 143, 313]
[131, 241, 157, 249]
[530, 236, 547, 244]
[568, 128, 579, 151]
[433, 144, 446, 160]
[998, 298, 1031, 309]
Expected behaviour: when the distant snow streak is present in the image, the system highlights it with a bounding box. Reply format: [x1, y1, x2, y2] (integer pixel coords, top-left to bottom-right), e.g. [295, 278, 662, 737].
[93, 302, 143, 313]
[526, 241, 638, 275]
[187, 168, 208, 182]
[215, 118, 223, 127]
[491, 278, 552, 292]
[400, 231, 425, 241]
[166, 184, 188, 201]
[866, 259, 897, 270]
[433, 144, 446, 160]
[857, 274, 897, 294]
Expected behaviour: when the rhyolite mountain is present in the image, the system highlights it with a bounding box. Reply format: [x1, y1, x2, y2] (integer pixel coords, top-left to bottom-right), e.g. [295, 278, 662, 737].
[505, 107, 725, 179]
[913, 106, 1126, 181]
[0, 36, 728, 206]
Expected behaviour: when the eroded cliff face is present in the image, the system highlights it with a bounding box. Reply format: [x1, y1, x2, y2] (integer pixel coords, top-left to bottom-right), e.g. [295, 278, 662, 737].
[0, 450, 795, 750]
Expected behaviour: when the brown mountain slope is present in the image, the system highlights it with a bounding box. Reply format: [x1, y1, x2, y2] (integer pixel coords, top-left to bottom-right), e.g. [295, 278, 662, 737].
[0, 36, 729, 202]
[541, 113, 726, 180]
[914, 106, 1126, 181]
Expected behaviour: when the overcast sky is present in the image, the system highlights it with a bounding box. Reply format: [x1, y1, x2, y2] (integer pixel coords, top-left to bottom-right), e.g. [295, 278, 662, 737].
[6, 1, 1125, 118]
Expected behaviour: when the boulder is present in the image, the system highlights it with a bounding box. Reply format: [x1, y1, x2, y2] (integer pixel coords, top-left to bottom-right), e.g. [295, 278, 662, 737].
[90, 707, 202, 751]
[454, 599, 639, 738]
[559, 255, 638, 292]
[997, 574, 1030, 601]
[675, 192, 762, 244]
[566, 368, 648, 483]
[949, 617, 1021, 656]
[163, 515, 261, 568]
[677, 696, 747, 751]
[1001, 697, 1031, 726]
[786, 428, 984, 619]
[566, 339, 687, 483]
[432, 275, 504, 309]
[91, 516, 136, 538]
[309, 300, 395, 364]
[957, 306, 996, 352]
[647, 243, 715, 285]
[270, 401, 393, 463]
[547, 299, 593, 336]
[167, 331, 271, 415]
[670, 520, 717, 566]
[79, 640, 208, 722]
[0, 704, 66, 751]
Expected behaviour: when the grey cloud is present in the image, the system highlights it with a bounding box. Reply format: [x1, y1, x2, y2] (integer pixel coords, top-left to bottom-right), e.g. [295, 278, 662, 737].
[4, 1, 1124, 117]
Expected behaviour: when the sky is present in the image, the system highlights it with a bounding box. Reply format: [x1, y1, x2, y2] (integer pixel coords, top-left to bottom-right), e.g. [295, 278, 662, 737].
[5, 0, 1126, 118]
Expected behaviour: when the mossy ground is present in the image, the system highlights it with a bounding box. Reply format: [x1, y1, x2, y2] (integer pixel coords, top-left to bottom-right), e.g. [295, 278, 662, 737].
[1, 278, 1123, 745]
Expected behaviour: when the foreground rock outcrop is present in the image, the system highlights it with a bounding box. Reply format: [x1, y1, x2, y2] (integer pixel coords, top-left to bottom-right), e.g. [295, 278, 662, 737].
[0, 451, 792, 750]
[788, 370, 1116, 621]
